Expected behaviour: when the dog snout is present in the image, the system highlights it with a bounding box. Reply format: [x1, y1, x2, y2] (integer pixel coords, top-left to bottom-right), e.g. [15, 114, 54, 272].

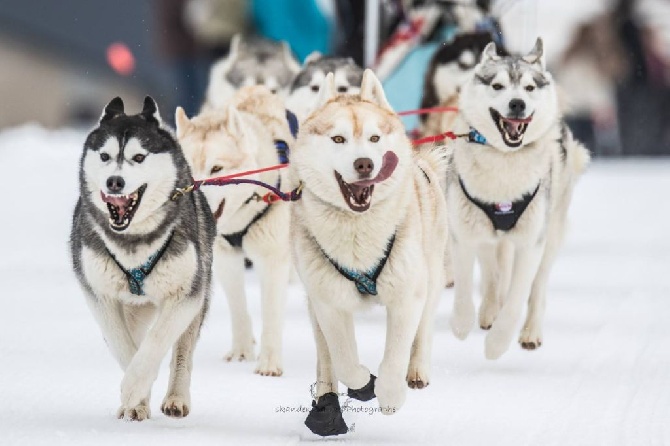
[106, 175, 125, 193]
[508, 99, 526, 116]
[354, 158, 374, 178]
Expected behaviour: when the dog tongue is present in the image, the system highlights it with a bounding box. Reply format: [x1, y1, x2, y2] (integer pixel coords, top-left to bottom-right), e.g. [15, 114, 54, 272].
[353, 151, 399, 187]
[503, 120, 523, 139]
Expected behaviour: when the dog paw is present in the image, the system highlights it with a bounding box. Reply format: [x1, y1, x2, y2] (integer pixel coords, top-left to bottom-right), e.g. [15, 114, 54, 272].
[121, 370, 154, 411]
[161, 395, 190, 418]
[117, 402, 151, 421]
[224, 343, 256, 362]
[519, 325, 543, 351]
[451, 301, 475, 340]
[406, 363, 430, 389]
[375, 374, 406, 415]
[254, 352, 283, 377]
[485, 326, 515, 360]
[479, 303, 499, 331]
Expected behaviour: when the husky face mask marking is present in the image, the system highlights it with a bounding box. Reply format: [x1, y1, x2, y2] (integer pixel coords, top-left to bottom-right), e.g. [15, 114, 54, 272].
[285, 53, 364, 122]
[295, 70, 407, 213]
[460, 38, 558, 151]
[82, 97, 180, 232]
[206, 35, 300, 108]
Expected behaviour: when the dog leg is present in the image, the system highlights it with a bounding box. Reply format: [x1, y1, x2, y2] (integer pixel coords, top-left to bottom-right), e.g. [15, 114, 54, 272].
[120, 296, 204, 415]
[478, 243, 499, 330]
[443, 232, 455, 288]
[485, 245, 544, 360]
[304, 300, 348, 437]
[377, 298, 424, 414]
[450, 240, 476, 339]
[312, 302, 370, 391]
[87, 297, 139, 369]
[88, 298, 151, 420]
[520, 211, 566, 349]
[161, 302, 207, 418]
[215, 247, 256, 362]
[407, 280, 440, 389]
[254, 254, 289, 376]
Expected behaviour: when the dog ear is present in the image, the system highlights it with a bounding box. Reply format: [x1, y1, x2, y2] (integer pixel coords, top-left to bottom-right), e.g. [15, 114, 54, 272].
[99, 97, 124, 123]
[482, 42, 499, 62]
[140, 96, 163, 126]
[360, 69, 393, 111]
[304, 51, 322, 65]
[225, 105, 245, 137]
[314, 72, 337, 110]
[175, 107, 191, 139]
[523, 37, 545, 69]
[281, 42, 301, 74]
[228, 34, 241, 61]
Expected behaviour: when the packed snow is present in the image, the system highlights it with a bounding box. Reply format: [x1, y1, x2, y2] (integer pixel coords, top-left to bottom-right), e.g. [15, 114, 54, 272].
[1, 124, 668, 445]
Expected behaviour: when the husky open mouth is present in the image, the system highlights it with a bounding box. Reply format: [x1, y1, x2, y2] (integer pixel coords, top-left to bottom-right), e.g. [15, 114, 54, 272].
[100, 184, 147, 231]
[334, 151, 399, 212]
[490, 108, 533, 147]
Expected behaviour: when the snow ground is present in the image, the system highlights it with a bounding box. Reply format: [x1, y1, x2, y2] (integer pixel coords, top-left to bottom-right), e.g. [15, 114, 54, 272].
[1, 125, 669, 445]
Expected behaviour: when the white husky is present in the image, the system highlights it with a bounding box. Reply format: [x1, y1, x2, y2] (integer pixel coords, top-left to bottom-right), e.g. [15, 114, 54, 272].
[177, 86, 294, 376]
[291, 70, 447, 436]
[446, 38, 590, 360]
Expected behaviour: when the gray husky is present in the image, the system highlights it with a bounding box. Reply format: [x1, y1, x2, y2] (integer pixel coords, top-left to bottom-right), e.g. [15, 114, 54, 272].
[447, 38, 590, 359]
[204, 34, 300, 109]
[285, 52, 364, 122]
[70, 97, 216, 420]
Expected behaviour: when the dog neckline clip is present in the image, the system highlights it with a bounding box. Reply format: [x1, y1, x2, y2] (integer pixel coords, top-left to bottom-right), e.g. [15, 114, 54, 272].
[318, 232, 396, 296]
[106, 231, 174, 296]
[468, 128, 488, 145]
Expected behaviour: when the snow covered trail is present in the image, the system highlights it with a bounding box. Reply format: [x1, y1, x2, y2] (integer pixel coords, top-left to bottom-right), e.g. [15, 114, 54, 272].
[1, 126, 668, 445]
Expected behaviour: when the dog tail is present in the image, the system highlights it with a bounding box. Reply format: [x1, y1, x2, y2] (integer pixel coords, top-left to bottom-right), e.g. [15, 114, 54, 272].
[414, 144, 450, 180]
[567, 138, 591, 176]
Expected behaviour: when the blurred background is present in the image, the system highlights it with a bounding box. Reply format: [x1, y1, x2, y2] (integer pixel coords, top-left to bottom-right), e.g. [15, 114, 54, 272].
[0, 0, 668, 156]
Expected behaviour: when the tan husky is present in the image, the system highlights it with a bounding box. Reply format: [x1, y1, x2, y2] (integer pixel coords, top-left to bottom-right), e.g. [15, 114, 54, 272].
[177, 86, 294, 376]
[290, 70, 447, 436]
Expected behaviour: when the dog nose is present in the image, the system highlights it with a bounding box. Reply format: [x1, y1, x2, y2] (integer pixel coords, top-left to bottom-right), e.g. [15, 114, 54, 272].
[509, 99, 526, 115]
[354, 158, 374, 177]
[106, 176, 125, 193]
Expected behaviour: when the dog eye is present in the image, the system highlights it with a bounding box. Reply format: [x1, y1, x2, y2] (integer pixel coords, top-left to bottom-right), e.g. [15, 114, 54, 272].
[211, 165, 223, 174]
[310, 85, 319, 92]
[492, 83, 504, 91]
[337, 86, 348, 93]
[100, 153, 110, 162]
[270, 88, 278, 94]
[132, 154, 145, 163]
[369, 135, 380, 143]
[331, 135, 346, 144]
[525, 85, 535, 92]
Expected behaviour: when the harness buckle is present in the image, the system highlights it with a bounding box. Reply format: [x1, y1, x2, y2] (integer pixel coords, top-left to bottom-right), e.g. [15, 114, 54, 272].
[170, 184, 194, 201]
[262, 193, 281, 204]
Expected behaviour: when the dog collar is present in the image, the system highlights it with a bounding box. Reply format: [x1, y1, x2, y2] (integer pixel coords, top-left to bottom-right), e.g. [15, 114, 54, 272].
[106, 231, 174, 296]
[316, 232, 396, 296]
[458, 178, 540, 231]
[468, 128, 488, 145]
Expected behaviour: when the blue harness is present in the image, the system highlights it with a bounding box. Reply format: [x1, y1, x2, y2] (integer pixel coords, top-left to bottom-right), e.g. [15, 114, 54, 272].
[107, 231, 174, 296]
[317, 233, 396, 296]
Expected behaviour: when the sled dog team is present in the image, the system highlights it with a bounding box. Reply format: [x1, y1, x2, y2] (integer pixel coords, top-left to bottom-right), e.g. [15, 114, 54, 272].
[70, 34, 589, 435]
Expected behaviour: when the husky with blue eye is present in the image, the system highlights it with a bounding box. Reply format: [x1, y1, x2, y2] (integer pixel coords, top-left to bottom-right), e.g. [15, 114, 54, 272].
[446, 38, 590, 360]
[70, 97, 215, 421]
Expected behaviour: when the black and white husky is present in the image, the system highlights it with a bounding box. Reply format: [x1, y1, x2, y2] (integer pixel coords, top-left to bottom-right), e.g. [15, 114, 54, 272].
[446, 38, 590, 359]
[70, 97, 215, 420]
[285, 52, 364, 122]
